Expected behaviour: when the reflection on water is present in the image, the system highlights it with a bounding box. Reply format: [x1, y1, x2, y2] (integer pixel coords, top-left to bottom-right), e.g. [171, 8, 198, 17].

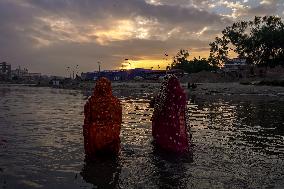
[189, 98, 284, 156]
[81, 157, 121, 189]
[150, 147, 193, 189]
[0, 85, 283, 189]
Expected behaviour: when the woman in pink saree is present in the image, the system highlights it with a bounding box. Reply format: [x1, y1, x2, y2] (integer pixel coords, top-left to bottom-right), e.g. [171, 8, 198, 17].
[152, 74, 190, 153]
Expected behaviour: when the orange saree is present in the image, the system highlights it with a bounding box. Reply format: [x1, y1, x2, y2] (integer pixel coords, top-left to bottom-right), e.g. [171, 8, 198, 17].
[83, 77, 122, 157]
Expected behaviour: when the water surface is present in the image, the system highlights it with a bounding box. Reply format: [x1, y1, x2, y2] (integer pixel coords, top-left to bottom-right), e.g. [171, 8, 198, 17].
[0, 85, 283, 188]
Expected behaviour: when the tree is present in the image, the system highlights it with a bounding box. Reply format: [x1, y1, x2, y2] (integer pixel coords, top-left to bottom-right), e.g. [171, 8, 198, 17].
[171, 49, 190, 70]
[171, 49, 216, 73]
[209, 16, 284, 67]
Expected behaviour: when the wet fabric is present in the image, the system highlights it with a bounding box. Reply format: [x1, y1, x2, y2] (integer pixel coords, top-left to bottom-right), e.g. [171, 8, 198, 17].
[83, 77, 122, 157]
[152, 75, 190, 153]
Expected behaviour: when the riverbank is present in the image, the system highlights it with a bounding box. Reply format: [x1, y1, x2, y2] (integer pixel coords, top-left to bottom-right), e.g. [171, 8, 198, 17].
[187, 82, 284, 96]
[2, 80, 284, 100]
[186, 82, 284, 103]
[74, 81, 284, 97]
[25, 81, 284, 101]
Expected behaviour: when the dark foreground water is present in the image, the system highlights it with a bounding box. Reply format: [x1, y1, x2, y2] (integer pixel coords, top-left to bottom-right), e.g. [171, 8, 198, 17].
[0, 85, 283, 189]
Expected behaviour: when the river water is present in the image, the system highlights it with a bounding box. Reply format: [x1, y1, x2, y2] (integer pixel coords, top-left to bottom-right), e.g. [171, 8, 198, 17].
[0, 85, 283, 189]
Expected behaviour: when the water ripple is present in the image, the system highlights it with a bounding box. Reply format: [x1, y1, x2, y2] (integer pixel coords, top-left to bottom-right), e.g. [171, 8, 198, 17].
[0, 85, 283, 189]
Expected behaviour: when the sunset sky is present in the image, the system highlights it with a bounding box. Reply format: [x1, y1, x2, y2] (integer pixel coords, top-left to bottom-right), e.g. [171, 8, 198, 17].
[1, 0, 283, 76]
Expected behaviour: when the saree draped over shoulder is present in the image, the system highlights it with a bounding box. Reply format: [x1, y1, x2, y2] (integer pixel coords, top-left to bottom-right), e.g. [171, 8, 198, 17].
[152, 75, 190, 153]
[83, 77, 122, 157]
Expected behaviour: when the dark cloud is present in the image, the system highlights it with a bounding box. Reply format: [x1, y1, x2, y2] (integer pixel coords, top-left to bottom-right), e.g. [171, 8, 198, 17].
[27, 0, 230, 31]
[0, 0, 282, 75]
[246, 5, 277, 16]
[238, 0, 281, 17]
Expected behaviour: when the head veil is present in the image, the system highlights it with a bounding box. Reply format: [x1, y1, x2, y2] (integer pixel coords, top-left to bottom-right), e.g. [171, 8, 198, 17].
[154, 74, 185, 114]
[93, 77, 112, 97]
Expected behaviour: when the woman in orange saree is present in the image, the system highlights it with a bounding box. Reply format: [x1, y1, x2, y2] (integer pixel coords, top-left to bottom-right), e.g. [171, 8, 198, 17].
[83, 77, 122, 158]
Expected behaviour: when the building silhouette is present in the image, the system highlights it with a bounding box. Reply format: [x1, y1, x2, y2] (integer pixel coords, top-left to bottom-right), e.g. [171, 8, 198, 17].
[0, 62, 11, 80]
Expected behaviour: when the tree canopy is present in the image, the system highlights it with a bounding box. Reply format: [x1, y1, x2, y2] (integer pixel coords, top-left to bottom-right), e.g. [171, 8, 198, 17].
[209, 16, 284, 67]
[171, 49, 217, 73]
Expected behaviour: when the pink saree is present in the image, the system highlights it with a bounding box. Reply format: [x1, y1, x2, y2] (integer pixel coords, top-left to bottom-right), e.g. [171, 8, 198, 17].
[152, 75, 190, 153]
